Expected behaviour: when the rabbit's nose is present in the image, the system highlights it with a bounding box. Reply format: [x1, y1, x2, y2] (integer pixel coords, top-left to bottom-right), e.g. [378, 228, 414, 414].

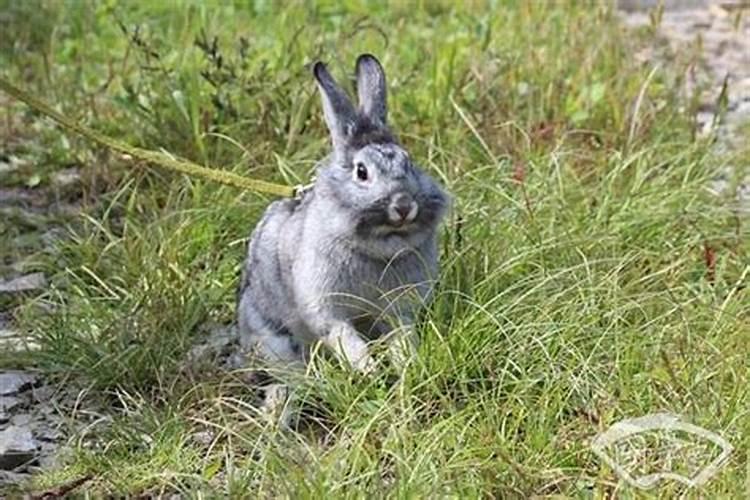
[395, 205, 410, 219]
[390, 193, 418, 223]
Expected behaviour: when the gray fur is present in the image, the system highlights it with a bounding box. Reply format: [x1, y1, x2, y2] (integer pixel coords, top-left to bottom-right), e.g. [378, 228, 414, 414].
[237, 54, 449, 424]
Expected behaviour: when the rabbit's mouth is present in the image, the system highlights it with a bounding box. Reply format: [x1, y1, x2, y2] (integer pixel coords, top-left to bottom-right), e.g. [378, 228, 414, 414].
[387, 214, 417, 229]
[373, 222, 418, 236]
[354, 204, 425, 239]
[389, 222, 415, 232]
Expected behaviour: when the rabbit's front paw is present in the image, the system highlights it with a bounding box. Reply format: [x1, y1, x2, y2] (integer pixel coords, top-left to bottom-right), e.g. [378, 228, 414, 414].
[353, 352, 377, 375]
[324, 322, 375, 374]
[260, 383, 293, 429]
[384, 326, 419, 369]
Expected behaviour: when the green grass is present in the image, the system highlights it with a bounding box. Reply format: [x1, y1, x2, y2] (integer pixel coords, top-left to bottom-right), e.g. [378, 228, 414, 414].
[1, 0, 748, 497]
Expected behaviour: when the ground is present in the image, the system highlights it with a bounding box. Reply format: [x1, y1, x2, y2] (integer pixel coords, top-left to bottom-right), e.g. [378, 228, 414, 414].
[0, 1, 748, 497]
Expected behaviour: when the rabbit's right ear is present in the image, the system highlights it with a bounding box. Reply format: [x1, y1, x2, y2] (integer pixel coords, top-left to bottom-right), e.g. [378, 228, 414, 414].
[313, 62, 357, 151]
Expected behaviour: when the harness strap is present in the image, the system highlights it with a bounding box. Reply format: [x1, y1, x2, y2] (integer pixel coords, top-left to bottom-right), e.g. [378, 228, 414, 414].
[0, 77, 297, 198]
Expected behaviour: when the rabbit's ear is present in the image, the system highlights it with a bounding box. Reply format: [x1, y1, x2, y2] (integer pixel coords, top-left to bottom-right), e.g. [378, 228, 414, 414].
[356, 54, 387, 126]
[313, 61, 357, 150]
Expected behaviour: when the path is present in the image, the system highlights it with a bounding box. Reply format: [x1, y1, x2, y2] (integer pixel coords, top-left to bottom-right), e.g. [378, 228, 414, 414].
[618, 0, 750, 209]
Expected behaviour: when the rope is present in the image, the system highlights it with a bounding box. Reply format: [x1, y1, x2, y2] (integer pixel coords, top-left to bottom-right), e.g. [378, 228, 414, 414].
[0, 77, 297, 198]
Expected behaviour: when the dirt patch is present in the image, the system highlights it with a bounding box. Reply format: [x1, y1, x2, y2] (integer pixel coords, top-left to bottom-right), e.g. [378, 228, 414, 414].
[619, 0, 750, 211]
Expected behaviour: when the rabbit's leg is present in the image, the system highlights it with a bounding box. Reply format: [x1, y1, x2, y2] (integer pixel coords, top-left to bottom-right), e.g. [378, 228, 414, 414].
[249, 331, 302, 429]
[295, 281, 375, 373]
[371, 317, 419, 369]
[385, 324, 419, 368]
[320, 320, 376, 374]
[238, 298, 303, 428]
[376, 281, 427, 368]
[238, 296, 303, 365]
[261, 382, 292, 429]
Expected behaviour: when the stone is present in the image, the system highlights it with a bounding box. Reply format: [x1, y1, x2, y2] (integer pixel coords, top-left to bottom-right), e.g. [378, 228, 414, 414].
[192, 430, 215, 447]
[0, 425, 38, 470]
[35, 424, 63, 442]
[38, 452, 60, 469]
[0, 273, 47, 293]
[30, 384, 55, 403]
[0, 189, 35, 206]
[206, 325, 237, 351]
[10, 413, 32, 427]
[0, 469, 29, 486]
[0, 160, 16, 175]
[50, 167, 81, 188]
[41, 227, 66, 250]
[225, 352, 247, 371]
[617, 0, 708, 11]
[0, 328, 36, 352]
[0, 372, 37, 396]
[695, 111, 717, 138]
[0, 396, 21, 425]
[188, 324, 237, 362]
[40, 404, 58, 416]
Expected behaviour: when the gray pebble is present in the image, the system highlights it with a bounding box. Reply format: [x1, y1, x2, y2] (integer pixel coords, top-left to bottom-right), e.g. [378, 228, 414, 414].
[0, 425, 39, 470]
[0, 273, 47, 293]
[0, 372, 37, 396]
[10, 413, 32, 427]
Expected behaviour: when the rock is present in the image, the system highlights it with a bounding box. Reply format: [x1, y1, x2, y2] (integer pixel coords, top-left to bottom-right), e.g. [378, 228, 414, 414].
[0, 396, 21, 411]
[0, 425, 38, 470]
[0, 469, 29, 486]
[0, 160, 16, 175]
[50, 167, 81, 188]
[35, 423, 63, 443]
[10, 413, 32, 427]
[41, 227, 66, 250]
[192, 430, 215, 447]
[40, 404, 58, 417]
[0, 397, 21, 424]
[0, 328, 37, 352]
[0, 372, 37, 396]
[0, 189, 35, 206]
[695, 110, 717, 138]
[206, 325, 237, 351]
[0, 397, 22, 425]
[188, 324, 238, 362]
[38, 451, 60, 469]
[30, 384, 55, 403]
[225, 351, 247, 371]
[0, 273, 47, 293]
[617, 0, 708, 11]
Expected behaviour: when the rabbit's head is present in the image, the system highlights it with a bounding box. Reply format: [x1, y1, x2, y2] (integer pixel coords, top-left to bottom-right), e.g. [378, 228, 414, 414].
[312, 54, 448, 252]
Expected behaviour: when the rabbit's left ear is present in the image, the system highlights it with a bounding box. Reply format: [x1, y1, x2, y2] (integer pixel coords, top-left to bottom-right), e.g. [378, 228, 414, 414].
[356, 54, 387, 126]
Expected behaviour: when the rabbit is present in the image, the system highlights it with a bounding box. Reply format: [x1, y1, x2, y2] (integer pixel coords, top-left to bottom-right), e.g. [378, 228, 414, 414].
[236, 54, 449, 426]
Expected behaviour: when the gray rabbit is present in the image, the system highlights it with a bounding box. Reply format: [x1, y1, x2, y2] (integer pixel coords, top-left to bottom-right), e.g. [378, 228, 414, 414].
[237, 54, 448, 424]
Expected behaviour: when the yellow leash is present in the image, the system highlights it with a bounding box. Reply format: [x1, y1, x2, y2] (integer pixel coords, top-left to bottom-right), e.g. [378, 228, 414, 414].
[0, 77, 297, 198]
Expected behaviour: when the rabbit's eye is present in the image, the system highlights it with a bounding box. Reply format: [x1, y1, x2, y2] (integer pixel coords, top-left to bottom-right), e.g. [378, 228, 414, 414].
[355, 162, 369, 182]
